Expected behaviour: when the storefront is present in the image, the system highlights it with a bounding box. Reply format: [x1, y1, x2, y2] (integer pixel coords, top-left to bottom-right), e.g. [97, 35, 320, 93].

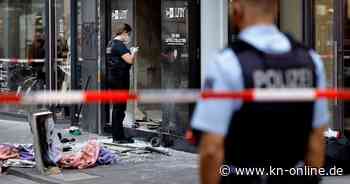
[3, 0, 349, 147]
[228, 0, 350, 134]
[0, 0, 202, 147]
[97, 0, 201, 139]
[301, 0, 349, 134]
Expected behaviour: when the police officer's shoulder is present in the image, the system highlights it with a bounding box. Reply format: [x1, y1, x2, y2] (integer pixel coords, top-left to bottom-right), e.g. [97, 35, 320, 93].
[283, 32, 311, 51]
[227, 38, 263, 56]
[209, 48, 241, 75]
[216, 48, 238, 63]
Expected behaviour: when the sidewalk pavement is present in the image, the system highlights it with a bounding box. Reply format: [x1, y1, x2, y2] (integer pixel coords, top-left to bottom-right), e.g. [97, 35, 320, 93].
[0, 118, 198, 184]
[0, 175, 41, 184]
[1, 118, 350, 184]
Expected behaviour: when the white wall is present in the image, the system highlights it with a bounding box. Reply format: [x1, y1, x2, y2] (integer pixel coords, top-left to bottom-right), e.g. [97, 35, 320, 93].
[279, 0, 303, 41]
[201, 0, 228, 86]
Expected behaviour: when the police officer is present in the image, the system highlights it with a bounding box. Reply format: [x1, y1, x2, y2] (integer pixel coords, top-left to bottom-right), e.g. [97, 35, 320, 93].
[106, 23, 138, 144]
[191, 0, 329, 183]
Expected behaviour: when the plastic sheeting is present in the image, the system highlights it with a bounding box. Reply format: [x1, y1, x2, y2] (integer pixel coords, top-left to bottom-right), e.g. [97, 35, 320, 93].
[1, 141, 118, 172]
[0, 144, 19, 160]
[18, 145, 35, 161]
[97, 147, 119, 165]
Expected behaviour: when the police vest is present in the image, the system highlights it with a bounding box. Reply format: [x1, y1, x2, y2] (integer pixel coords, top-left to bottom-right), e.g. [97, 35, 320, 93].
[106, 40, 131, 72]
[224, 36, 317, 171]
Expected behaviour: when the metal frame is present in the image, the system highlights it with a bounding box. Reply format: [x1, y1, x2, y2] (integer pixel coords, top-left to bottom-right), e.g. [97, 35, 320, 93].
[304, 0, 346, 132]
[334, 0, 346, 133]
[302, 0, 314, 48]
[70, 0, 79, 125]
[45, 0, 56, 91]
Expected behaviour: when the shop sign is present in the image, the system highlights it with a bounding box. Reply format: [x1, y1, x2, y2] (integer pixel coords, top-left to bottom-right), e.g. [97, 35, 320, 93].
[164, 33, 187, 46]
[59, 19, 64, 34]
[165, 7, 186, 19]
[316, 5, 327, 16]
[112, 9, 128, 20]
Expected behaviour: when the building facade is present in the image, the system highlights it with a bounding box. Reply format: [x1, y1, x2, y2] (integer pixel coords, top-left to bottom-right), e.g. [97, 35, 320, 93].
[0, 0, 349, 144]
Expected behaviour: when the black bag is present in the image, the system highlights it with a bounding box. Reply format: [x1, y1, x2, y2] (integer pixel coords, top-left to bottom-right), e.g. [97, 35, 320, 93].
[326, 137, 350, 174]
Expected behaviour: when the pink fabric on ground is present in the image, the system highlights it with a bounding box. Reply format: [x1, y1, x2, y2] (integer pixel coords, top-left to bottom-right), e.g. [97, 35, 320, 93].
[0, 145, 19, 161]
[59, 140, 101, 169]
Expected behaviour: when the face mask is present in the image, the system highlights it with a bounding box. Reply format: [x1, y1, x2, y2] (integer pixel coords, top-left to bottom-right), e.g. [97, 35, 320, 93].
[123, 36, 130, 44]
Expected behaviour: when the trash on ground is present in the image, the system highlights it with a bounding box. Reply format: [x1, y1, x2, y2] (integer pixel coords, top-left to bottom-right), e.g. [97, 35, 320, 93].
[103, 141, 171, 156]
[0, 161, 6, 174]
[58, 132, 76, 144]
[18, 144, 35, 161]
[97, 147, 119, 165]
[324, 128, 340, 138]
[0, 140, 119, 173]
[66, 126, 82, 136]
[3, 159, 36, 168]
[0, 144, 19, 160]
[60, 140, 101, 169]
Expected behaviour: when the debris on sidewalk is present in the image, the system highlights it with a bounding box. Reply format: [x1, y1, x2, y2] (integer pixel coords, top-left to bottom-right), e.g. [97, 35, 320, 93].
[0, 144, 36, 174]
[326, 136, 350, 174]
[0, 144, 19, 160]
[2, 159, 36, 168]
[103, 140, 171, 157]
[0, 139, 120, 173]
[97, 147, 119, 165]
[60, 140, 101, 169]
[57, 132, 76, 144]
[66, 127, 82, 136]
[0, 161, 3, 174]
[144, 147, 170, 156]
[325, 128, 340, 138]
[1, 122, 176, 176]
[18, 145, 35, 161]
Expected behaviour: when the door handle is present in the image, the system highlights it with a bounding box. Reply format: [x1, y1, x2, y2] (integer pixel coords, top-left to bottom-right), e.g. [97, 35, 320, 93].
[333, 41, 338, 106]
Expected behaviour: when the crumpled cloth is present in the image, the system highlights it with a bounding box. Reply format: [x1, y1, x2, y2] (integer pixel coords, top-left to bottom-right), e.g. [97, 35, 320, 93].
[3, 159, 36, 168]
[17, 145, 35, 161]
[0, 144, 19, 160]
[97, 147, 119, 165]
[0, 161, 4, 174]
[59, 140, 101, 169]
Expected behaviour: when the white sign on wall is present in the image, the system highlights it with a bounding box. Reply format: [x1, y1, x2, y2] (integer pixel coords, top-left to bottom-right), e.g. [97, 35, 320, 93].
[164, 33, 187, 46]
[112, 10, 128, 20]
[166, 7, 186, 19]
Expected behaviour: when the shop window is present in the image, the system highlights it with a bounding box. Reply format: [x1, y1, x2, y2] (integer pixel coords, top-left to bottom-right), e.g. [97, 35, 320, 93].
[106, 0, 199, 136]
[279, 0, 303, 41]
[313, 0, 336, 127]
[0, 0, 46, 115]
[228, 0, 303, 42]
[54, 0, 71, 119]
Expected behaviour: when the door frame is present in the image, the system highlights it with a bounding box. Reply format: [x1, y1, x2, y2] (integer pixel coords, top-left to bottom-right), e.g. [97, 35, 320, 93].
[102, 0, 201, 143]
[304, 0, 346, 132]
[334, 0, 346, 133]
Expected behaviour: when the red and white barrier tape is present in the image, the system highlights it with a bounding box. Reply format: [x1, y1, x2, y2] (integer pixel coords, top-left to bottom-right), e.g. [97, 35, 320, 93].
[0, 58, 84, 64]
[0, 89, 350, 105]
[0, 59, 44, 64]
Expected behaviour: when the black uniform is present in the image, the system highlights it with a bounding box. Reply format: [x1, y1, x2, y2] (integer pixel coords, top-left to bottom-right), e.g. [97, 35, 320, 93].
[106, 39, 132, 140]
[221, 36, 319, 184]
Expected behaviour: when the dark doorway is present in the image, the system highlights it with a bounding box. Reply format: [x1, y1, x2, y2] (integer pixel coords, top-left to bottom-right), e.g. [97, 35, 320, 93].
[103, 0, 200, 144]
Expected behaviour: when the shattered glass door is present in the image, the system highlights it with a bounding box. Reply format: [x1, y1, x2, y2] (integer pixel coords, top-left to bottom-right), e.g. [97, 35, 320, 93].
[160, 0, 190, 135]
[134, 0, 193, 136]
[314, 0, 338, 128]
[0, 0, 46, 115]
[107, 0, 198, 139]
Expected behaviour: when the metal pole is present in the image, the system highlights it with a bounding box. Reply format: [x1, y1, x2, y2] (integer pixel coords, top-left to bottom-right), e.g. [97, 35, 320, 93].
[44, 0, 50, 90]
[70, 0, 79, 126]
[44, 0, 56, 118]
[45, 0, 56, 91]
